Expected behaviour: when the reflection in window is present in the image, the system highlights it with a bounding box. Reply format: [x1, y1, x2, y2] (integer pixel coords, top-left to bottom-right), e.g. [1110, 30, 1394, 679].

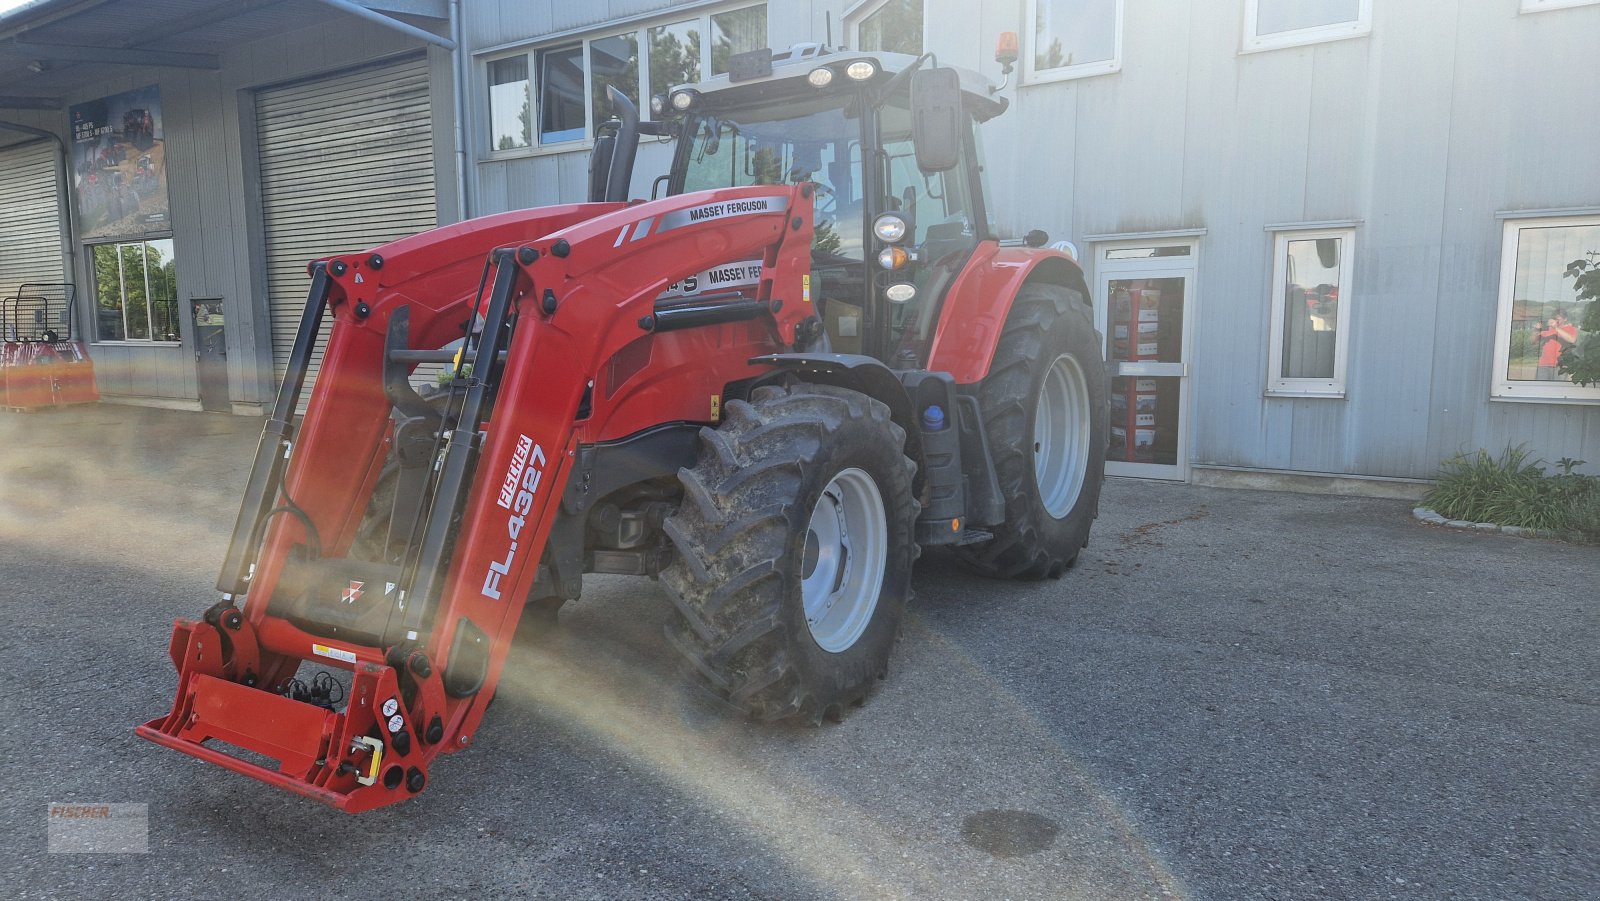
[711, 6, 767, 75]
[91, 238, 178, 342]
[1498, 220, 1597, 392]
[1256, 0, 1361, 35]
[1246, 0, 1370, 51]
[590, 32, 640, 123]
[1280, 237, 1342, 379]
[856, 0, 923, 55]
[1031, 0, 1119, 77]
[649, 20, 702, 101]
[488, 57, 530, 150]
[1268, 228, 1353, 394]
[538, 44, 585, 144]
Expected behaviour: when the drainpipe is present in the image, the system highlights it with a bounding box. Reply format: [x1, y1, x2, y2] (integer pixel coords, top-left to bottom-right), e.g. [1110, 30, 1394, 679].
[449, 0, 470, 221]
[0, 119, 77, 303]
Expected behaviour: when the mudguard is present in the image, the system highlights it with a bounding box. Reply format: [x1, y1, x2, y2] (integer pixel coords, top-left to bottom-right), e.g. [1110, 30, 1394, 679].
[925, 241, 1089, 384]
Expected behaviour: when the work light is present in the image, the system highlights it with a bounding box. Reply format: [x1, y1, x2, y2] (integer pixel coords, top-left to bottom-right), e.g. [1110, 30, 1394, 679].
[885, 283, 917, 303]
[807, 66, 834, 87]
[845, 60, 877, 81]
[873, 213, 908, 244]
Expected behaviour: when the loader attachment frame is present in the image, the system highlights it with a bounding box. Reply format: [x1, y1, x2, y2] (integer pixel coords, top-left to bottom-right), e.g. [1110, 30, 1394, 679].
[139, 185, 817, 812]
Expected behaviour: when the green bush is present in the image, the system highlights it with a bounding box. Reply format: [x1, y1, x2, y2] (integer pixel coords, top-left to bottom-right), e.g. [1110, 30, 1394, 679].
[1423, 447, 1599, 542]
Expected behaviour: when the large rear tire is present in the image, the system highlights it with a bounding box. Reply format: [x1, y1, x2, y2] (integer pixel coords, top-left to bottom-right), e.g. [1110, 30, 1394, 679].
[955, 282, 1107, 580]
[661, 384, 918, 724]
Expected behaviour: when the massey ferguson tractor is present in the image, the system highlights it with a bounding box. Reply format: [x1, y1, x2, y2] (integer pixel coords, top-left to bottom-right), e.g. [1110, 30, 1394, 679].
[139, 40, 1107, 812]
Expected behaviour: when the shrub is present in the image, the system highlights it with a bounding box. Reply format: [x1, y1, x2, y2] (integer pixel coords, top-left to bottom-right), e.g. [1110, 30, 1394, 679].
[1423, 447, 1599, 541]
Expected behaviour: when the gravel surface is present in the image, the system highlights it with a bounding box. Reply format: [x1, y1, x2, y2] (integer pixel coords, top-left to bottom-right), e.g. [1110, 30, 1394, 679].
[0, 405, 1594, 900]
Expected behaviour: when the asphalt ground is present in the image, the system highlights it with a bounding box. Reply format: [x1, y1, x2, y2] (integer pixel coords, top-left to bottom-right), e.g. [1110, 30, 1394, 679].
[0, 404, 1594, 900]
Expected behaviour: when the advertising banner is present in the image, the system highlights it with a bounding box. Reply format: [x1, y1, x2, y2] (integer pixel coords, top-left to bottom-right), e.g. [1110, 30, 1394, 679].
[70, 84, 169, 241]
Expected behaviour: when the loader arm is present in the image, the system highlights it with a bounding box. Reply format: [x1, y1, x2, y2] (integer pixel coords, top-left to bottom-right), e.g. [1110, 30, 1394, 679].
[139, 185, 816, 812]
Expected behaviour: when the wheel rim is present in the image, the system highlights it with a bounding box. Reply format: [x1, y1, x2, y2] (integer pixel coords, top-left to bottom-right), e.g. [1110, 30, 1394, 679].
[800, 467, 887, 653]
[1033, 352, 1092, 520]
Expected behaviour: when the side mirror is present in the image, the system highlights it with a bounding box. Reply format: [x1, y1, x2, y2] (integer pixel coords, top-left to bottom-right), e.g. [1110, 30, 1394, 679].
[910, 67, 962, 173]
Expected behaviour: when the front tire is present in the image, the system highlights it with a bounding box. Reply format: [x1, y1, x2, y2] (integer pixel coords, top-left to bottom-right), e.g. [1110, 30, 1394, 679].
[661, 384, 918, 724]
[955, 282, 1108, 580]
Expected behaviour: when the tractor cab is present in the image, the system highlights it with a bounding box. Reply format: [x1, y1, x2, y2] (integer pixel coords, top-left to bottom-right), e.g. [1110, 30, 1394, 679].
[604, 46, 1008, 369]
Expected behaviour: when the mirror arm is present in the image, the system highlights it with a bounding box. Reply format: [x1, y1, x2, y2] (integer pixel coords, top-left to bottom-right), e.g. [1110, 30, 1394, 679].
[875, 52, 937, 104]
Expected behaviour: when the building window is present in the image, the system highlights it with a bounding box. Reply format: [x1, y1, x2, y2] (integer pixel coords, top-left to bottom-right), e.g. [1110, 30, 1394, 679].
[1520, 0, 1600, 12]
[488, 56, 530, 150]
[1244, 0, 1372, 53]
[537, 43, 585, 144]
[1266, 228, 1354, 396]
[710, 5, 767, 75]
[1025, 0, 1122, 84]
[91, 238, 179, 343]
[483, 4, 765, 156]
[849, 0, 924, 55]
[590, 32, 640, 124]
[1492, 217, 1600, 403]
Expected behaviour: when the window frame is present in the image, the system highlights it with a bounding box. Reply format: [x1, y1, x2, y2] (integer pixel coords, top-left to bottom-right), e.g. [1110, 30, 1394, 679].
[1491, 215, 1600, 404]
[1242, 0, 1372, 54]
[88, 236, 181, 346]
[478, 3, 766, 161]
[845, 0, 926, 56]
[1265, 226, 1356, 398]
[1520, 0, 1600, 12]
[1022, 0, 1124, 86]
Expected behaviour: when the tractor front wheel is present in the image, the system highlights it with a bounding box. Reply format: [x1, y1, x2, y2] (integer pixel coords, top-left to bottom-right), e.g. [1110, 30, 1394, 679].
[662, 384, 918, 724]
[955, 282, 1107, 579]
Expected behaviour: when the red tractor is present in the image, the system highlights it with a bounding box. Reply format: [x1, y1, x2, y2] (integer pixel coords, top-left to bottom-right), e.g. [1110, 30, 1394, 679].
[140, 42, 1107, 812]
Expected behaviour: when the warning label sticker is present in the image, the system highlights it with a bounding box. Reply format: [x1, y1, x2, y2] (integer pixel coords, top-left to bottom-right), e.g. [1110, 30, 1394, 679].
[312, 643, 357, 664]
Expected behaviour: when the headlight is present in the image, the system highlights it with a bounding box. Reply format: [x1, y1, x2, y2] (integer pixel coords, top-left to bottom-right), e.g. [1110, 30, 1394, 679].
[878, 246, 910, 270]
[873, 213, 908, 244]
[649, 94, 667, 116]
[670, 90, 696, 111]
[807, 66, 834, 87]
[885, 283, 917, 303]
[845, 60, 878, 81]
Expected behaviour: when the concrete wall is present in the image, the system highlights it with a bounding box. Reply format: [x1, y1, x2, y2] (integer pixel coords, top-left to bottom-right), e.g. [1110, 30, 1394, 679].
[431, 0, 1600, 478]
[13, 18, 456, 411]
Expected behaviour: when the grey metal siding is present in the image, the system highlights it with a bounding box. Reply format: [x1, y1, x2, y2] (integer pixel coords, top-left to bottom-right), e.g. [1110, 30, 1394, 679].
[458, 0, 1600, 479]
[256, 55, 437, 392]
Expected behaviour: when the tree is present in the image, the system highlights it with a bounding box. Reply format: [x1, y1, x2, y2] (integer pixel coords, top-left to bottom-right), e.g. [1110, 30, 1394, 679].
[1560, 252, 1600, 386]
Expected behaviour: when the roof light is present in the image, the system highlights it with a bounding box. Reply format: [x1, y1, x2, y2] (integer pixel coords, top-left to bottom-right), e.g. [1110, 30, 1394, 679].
[845, 60, 878, 81]
[670, 90, 697, 111]
[885, 283, 917, 303]
[807, 66, 834, 87]
[873, 213, 908, 244]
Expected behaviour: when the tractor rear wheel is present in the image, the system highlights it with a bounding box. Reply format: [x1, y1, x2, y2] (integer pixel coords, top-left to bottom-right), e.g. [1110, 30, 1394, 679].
[662, 384, 918, 724]
[955, 282, 1107, 580]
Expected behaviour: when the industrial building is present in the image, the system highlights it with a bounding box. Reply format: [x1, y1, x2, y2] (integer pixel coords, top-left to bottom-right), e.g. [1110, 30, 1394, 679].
[1, 0, 1595, 485]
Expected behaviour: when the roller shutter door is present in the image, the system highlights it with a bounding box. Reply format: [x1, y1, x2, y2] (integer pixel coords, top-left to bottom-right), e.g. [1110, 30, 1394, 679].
[257, 55, 436, 391]
[0, 140, 66, 301]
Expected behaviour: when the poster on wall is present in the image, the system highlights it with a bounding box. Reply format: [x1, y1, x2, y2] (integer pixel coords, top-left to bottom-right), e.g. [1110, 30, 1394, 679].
[69, 84, 169, 241]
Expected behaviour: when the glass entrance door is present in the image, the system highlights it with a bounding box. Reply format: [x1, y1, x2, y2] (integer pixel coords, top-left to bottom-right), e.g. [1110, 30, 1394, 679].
[1095, 244, 1196, 480]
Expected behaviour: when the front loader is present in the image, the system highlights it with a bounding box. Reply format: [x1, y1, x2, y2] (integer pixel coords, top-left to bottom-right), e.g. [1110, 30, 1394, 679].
[140, 39, 1108, 812]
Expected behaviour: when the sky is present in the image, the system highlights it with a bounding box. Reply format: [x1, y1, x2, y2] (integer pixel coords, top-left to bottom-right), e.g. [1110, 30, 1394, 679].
[0, 0, 33, 16]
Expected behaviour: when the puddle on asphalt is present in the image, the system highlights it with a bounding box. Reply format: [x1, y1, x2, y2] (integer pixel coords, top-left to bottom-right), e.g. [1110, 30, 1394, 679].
[960, 809, 1061, 858]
